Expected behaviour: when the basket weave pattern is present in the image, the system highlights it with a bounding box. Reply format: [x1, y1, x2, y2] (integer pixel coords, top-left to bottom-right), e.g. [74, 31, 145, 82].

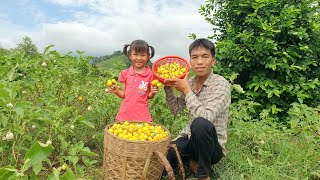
[152, 56, 190, 83]
[103, 122, 171, 180]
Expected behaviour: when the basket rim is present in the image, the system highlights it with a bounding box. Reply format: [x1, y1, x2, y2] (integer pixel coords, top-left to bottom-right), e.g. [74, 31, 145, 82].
[152, 55, 190, 82]
[105, 121, 171, 144]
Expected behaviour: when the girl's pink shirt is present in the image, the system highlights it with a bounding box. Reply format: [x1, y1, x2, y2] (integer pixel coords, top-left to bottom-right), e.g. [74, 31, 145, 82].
[115, 66, 155, 122]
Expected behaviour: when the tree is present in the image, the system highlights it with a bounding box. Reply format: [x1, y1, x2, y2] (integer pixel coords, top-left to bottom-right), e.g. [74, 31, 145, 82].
[16, 36, 38, 59]
[199, 0, 320, 121]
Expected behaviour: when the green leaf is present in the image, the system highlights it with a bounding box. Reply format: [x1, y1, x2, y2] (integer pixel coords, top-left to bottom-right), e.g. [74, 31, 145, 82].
[273, 90, 281, 97]
[32, 163, 43, 175]
[232, 84, 245, 94]
[229, 73, 239, 82]
[66, 156, 79, 166]
[47, 168, 60, 180]
[79, 120, 95, 129]
[23, 141, 54, 172]
[13, 107, 24, 116]
[0, 166, 18, 180]
[0, 88, 10, 101]
[81, 147, 98, 157]
[60, 168, 76, 180]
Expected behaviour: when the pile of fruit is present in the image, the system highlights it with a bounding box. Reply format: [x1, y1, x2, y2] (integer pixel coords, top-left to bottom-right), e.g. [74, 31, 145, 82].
[156, 62, 187, 79]
[108, 121, 169, 141]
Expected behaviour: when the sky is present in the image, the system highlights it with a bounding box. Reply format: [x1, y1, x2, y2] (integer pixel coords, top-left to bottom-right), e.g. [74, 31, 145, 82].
[0, 0, 214, 61]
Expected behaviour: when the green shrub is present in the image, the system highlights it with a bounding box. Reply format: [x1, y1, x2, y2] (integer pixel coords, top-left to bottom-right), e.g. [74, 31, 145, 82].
[200, 0, 320, 121]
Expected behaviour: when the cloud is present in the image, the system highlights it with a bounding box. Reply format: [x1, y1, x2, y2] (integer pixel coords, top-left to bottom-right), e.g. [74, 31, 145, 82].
[1, 0, 213, 61]
[0, 17, 29, 48]
[46, 0, 89, 7]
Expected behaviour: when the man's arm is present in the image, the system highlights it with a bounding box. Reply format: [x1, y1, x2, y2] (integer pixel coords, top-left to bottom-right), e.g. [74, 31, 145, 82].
[164, 86, 186, 115]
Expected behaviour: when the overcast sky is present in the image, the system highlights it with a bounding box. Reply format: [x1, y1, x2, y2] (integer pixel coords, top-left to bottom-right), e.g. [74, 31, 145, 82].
[0, 0, 213, 62]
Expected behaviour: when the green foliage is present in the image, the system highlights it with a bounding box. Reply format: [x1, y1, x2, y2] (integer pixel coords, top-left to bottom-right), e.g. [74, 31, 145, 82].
[0, 46, 107, 178]
[0, 141, 54, 179]
[213, 100, 320, 179]
[16, 36, 38, 59]
[200, 0, 320, 121]
[0, 46, 319, 179]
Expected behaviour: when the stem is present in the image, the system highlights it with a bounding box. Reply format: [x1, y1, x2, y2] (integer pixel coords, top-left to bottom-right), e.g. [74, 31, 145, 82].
[11, 141, 17, 164]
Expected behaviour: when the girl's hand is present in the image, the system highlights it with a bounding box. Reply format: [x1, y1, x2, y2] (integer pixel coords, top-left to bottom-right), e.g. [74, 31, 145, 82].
[150, 85, 158, 95]
[107, 85, 119, 94]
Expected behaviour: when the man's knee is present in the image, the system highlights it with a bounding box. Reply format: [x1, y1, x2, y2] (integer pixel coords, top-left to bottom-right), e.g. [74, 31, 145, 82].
[190, 117, 213, 135]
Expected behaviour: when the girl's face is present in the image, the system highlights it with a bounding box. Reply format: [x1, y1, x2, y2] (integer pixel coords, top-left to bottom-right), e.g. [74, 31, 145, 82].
[129, 50, 149, 69]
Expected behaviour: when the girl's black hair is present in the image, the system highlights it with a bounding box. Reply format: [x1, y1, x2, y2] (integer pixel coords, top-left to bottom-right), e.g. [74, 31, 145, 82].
[189, 38, 215, 57]
[123, 40, 155, 59]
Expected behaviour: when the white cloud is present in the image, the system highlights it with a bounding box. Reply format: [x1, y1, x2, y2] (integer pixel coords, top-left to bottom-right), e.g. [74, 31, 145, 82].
[0, 18, 29, 48]
[1, 0, 213, 61]
[34, 22, 113, 55]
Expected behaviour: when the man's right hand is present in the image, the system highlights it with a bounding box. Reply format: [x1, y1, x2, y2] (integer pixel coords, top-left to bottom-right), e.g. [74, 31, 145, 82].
[164, 72, 191, 95]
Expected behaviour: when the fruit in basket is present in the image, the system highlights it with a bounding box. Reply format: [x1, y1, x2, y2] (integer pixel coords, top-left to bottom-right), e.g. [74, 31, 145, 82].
[156, 62, 187, 79]
[108, 121, 169, 141]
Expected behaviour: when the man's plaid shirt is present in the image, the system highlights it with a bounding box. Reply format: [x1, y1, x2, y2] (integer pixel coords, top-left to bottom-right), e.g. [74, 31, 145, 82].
[164, 73, 231, 155]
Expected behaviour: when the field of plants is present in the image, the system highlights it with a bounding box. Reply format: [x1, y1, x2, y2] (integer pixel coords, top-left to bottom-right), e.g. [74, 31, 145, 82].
[1, 0, 320, 179]
[0, 46, 319, 179]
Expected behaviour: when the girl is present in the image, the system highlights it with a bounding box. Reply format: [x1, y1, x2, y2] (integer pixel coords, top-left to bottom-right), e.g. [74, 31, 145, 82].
[108, 40, 159, 122]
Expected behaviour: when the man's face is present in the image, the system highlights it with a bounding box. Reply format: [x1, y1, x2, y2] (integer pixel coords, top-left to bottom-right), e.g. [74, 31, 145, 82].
[190, 46, 216, 78]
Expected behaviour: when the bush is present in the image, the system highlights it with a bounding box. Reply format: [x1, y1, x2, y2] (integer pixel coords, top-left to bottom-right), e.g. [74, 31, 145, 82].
[200, 0, 320, 121]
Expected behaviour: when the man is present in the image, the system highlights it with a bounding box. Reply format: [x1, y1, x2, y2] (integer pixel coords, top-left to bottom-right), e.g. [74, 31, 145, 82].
[164, 38, 231, 180]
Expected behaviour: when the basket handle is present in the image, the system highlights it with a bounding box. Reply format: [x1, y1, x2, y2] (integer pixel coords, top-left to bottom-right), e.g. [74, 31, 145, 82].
[153, 144, 186, 180]
[169, 144, 186, 179]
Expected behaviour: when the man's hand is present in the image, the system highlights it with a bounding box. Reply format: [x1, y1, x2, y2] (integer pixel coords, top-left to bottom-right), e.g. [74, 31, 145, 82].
[164, 72, 191, 95]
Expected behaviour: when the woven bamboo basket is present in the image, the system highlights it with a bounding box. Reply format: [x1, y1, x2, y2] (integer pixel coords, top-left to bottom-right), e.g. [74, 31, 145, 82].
[103, 121, 185, 180]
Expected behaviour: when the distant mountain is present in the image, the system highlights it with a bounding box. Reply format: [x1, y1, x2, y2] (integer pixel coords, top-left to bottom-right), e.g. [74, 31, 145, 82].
[95, 53, 153, 71]
[89, 50, 122, 64]
[96, 54, 128, 70]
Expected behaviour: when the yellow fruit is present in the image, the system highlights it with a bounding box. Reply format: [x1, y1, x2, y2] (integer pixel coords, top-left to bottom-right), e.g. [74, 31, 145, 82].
[156, 82, 163, 88]
[108, 122, 169, 141]
[111, 79, 117, 85]
[78, 96, 83, 101]
[151, 79, 159, 86]
[157, 62, 186, 79]
[61, 164, 67, 170]
[106, 81, 112, 87]
[124, 121, 129, 126]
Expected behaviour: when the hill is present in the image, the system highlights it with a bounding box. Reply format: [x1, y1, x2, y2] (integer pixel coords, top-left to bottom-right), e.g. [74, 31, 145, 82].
[95, 54, 128, 70]
[95, 54, 153, 72]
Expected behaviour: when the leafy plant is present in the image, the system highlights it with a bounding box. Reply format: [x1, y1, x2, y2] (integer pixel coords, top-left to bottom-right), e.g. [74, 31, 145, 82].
[199, 0, 320, 121]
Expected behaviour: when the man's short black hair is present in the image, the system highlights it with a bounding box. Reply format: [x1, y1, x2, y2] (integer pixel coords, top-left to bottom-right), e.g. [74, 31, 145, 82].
[189, 38, 215, 57]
